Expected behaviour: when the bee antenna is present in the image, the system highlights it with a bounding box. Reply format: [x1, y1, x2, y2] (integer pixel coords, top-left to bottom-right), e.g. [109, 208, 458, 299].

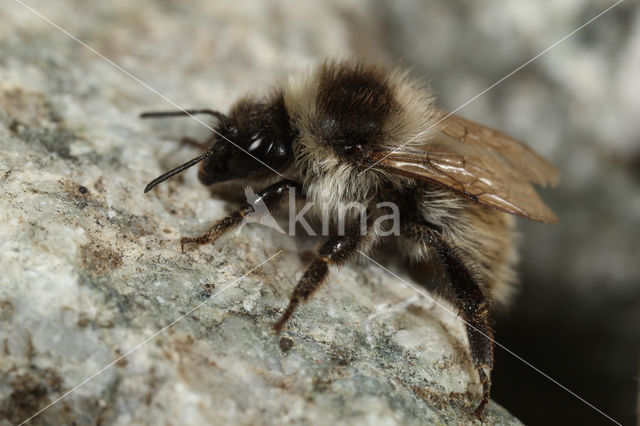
[140, 109, 227, 121]
[144, 151, 212, 193]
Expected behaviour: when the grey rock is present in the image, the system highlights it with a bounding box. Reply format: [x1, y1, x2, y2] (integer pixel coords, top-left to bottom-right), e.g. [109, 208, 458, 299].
[0, 1, 527, 425]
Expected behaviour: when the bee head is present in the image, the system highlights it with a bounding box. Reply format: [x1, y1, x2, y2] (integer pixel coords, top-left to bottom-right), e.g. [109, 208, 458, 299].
[143, 94, 293, 193]
[198, 96, 293, 185]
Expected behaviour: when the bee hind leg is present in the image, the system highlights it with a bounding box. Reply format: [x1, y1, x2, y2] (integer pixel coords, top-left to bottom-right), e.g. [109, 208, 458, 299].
[405, 222, 494, 419]
[180, 179, 301, 252]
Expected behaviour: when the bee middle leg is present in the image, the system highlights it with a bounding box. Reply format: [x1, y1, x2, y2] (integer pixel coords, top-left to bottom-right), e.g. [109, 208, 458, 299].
[180, 179, 301, 251]
[404, 222, 494, 419]
[273, 222, 371, 333]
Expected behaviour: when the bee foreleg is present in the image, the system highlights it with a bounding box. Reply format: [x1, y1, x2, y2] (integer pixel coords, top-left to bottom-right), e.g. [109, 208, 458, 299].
[406, 223, 494, 419]
[273, 222, 370, 333]
[180, 179, 301, 252]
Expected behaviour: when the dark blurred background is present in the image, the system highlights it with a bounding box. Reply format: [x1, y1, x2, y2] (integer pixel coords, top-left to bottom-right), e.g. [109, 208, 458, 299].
[4, 0, 638, 424]
[359, 2, 640, 424]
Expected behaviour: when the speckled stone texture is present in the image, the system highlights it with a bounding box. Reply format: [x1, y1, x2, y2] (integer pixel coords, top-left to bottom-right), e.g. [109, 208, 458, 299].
[0, 1, 524, 425]
[2, 0, 638, 425]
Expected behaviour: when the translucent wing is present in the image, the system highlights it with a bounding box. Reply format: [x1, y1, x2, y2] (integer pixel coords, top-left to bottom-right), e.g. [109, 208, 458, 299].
[369, 110, 560, 223]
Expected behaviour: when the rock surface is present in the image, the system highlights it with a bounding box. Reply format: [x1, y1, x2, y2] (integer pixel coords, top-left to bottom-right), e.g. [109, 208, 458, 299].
[0, 1, 529, 425]
[3, 0, 638, 424]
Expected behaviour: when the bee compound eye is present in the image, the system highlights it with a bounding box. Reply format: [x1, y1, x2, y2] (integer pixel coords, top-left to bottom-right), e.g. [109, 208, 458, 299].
[247, 134, 264, 152]
[341, 143, 363, 157]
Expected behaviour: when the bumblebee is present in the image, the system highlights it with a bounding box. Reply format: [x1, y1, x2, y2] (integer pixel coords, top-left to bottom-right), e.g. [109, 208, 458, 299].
[142, 60, 559, 418]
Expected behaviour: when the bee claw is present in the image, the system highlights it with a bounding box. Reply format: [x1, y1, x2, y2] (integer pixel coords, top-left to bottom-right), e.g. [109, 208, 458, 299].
[272, 322, 284, 334]
[473, 400, 488, 420]
[179, 234, 213, 253]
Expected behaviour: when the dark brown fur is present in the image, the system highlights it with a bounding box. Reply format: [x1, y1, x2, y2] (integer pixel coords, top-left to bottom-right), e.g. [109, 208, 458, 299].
[316, 62, 399, 148]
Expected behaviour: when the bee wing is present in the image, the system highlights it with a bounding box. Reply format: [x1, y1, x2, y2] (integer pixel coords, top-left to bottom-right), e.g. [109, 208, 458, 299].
[369, 110, 560, 223]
